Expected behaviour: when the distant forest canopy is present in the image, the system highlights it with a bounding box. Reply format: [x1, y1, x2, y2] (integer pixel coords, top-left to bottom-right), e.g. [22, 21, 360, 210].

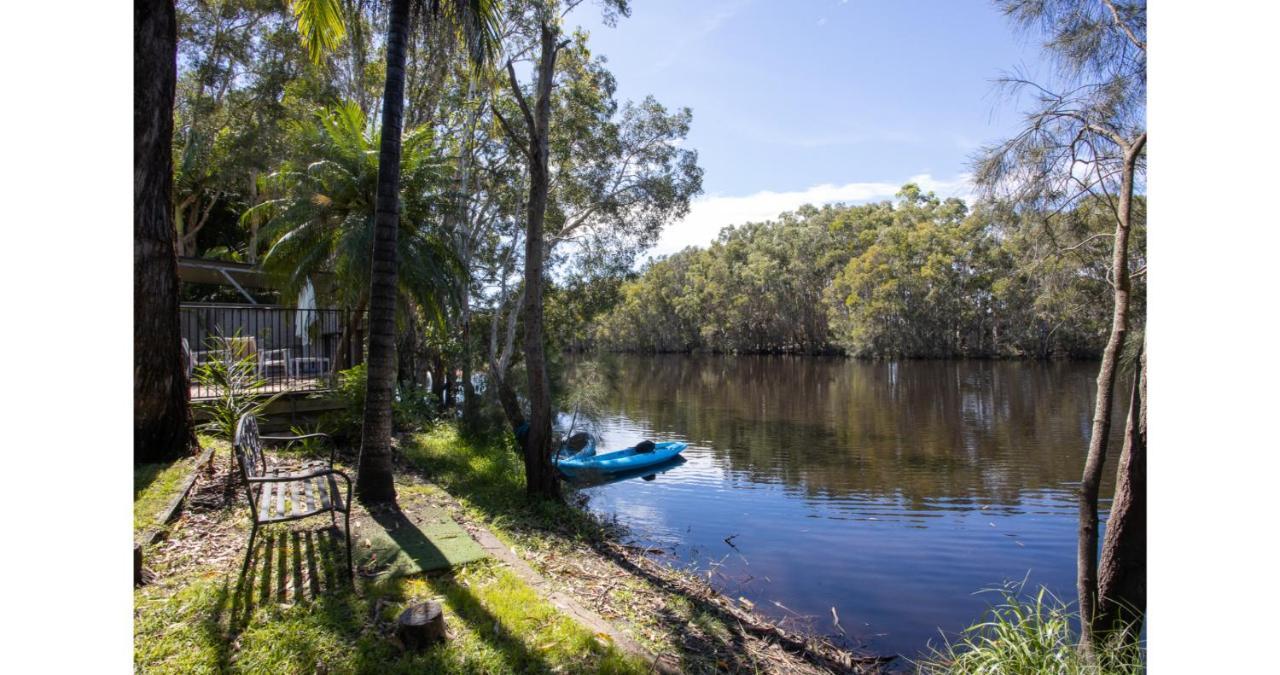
[592, 184, 1146, 359]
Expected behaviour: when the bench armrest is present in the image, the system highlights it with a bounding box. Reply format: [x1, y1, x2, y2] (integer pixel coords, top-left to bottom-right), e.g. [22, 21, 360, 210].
[246, 467, 337, 483]
[260, 433, 331, 441]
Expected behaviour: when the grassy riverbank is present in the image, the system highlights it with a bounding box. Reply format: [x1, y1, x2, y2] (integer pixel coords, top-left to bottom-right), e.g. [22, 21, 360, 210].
[132, 424, 872, 673]
[133, 444, 648, 674]
[401, 424, 875, 673]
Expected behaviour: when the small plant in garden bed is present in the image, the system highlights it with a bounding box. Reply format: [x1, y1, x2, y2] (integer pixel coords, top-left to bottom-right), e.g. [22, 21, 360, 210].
[192, 335, 282, 440]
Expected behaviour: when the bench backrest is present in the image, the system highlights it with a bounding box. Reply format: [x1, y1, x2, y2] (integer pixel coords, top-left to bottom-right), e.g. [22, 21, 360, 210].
[233, 413, 268, 486]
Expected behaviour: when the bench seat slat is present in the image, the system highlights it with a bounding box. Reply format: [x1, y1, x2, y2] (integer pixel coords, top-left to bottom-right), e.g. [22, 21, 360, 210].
[274, 471, 286, 519]
[304, 476, 317, 514]
[286, 480, 301, 518]
[316, 475, 332, 511]
[259, 482, 274, 518]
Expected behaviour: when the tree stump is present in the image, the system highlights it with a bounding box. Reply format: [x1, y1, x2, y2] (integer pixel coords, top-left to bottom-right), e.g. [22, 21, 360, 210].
[134, 543, 144, 586]
[397, 601, 447, 650]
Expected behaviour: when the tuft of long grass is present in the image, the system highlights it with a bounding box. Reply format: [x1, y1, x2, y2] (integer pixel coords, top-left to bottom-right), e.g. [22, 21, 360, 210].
[916, 584, 1144, 675]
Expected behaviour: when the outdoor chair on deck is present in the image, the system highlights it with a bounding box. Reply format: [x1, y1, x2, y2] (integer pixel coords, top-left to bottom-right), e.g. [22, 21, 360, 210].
[233, 413, 353, 581]
[258, 348, 292, 379]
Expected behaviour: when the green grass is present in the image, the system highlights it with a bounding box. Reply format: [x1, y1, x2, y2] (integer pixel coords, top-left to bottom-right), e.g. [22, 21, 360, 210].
[134, 431, 648, 674]
[915, 585, 1145, 674]
[401, 426, 611, 544]
[135, 557, 645, 674]
[135, 460, 196, 532]
[134, 437, 226, 532]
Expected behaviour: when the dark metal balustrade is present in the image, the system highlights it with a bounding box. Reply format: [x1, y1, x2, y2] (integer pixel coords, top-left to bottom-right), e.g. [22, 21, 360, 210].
[180, 304, 366, 399]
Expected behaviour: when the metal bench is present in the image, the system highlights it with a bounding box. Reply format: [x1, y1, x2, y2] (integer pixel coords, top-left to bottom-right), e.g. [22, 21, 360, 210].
[233, 413, 353, 580]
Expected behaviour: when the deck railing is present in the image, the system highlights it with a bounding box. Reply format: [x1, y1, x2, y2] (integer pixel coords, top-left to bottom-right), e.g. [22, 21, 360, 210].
[180, 303, 366, 399]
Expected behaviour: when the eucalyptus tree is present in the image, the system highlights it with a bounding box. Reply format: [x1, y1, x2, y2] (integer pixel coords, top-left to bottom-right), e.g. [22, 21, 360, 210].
[980, 0, 1147, 650]
[493, 0, 703, 500]
[594, 193, 1132, 359]
[291, 0, 500, 503]
[539, 44, 702, 269]
[136, 0, 197, 463]
[492, 0, 569, 500]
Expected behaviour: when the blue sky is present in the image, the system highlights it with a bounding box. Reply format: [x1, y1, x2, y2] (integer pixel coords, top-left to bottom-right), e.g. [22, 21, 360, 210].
[570, 0, 1052, 255]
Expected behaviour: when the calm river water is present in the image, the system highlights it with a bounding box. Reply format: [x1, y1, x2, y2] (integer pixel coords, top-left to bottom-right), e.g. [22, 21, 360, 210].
[570, 355, 1119, 660]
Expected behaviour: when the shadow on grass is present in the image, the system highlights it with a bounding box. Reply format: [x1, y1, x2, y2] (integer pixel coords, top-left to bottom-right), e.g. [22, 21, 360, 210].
[225, 526, 352, 629]
[134, 458, 189, 501]
[400, 429, 606, 542]
[373, 506, 560, 674]
[186, 508, 571, 672]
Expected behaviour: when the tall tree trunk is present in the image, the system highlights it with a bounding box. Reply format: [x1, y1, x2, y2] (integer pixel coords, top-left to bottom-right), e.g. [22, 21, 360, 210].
[1077, 134, 1146, 653]
[460, 291, 479, 425]
[135, 0, 196, 464]
[356, 0, 410, 504]
[517, 21, 562, 502]
[247, 169, 259, 264]
[458, 79, 481, 427]
[1096, 341, 1146, 638]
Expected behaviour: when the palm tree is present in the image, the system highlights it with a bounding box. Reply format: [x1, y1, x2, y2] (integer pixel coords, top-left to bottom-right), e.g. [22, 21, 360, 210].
[246, 101, 464, 368]
[290, 0, 499, 502]
[136, 0, 197, 463]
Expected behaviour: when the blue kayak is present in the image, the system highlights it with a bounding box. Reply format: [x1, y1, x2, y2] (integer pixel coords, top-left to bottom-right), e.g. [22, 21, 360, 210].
[556, 441, 688, 479]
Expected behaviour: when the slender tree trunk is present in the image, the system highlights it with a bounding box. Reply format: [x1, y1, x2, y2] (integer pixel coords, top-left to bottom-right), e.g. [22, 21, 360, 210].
[335, 295, 367, 372]
[1077, 134, 1145, 652]
[398, 301, 419, 388]
[494, 368, 525, 431]
[135, 0, 196, 464]
[488, 283, 526, 433]
[460, 291, 479, 425]
[517, 21, 562, 501]
[1096, 342, 1146, 638]
[449, 77, 482, 427]
[356, 0, 411, 504]
[247, 169, 259, 264]
[430, 354, 448, 408]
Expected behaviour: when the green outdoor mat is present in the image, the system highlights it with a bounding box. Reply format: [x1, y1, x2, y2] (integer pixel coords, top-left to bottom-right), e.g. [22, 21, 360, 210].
[352, 506, 488, 576]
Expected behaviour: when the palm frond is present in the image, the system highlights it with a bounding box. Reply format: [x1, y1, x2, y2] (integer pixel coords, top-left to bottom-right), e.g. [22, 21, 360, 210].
[290, 0, 347, 64]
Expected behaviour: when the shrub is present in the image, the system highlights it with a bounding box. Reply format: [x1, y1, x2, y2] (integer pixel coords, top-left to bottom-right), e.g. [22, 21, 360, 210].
[192, 340, 281, 440]
[321, 364, 369, 443]
[321, 365, 439, 441]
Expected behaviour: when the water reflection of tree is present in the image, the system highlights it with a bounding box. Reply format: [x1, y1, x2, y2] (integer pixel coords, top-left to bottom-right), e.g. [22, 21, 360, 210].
[604, 355, 1120, 507]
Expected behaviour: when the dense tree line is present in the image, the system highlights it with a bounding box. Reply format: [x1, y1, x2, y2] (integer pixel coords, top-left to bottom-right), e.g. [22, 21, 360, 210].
[140, 0, 701, 500]
[595, 185, 1144, 359]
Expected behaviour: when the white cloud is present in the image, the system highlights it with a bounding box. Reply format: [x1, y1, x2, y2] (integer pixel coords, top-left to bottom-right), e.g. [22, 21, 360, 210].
[650, 173, 973, 258]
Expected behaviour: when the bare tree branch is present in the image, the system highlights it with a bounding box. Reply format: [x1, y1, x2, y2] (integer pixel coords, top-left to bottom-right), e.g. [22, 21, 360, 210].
[505, 60, 535, 132]
[1101, 0, 1146, 52]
